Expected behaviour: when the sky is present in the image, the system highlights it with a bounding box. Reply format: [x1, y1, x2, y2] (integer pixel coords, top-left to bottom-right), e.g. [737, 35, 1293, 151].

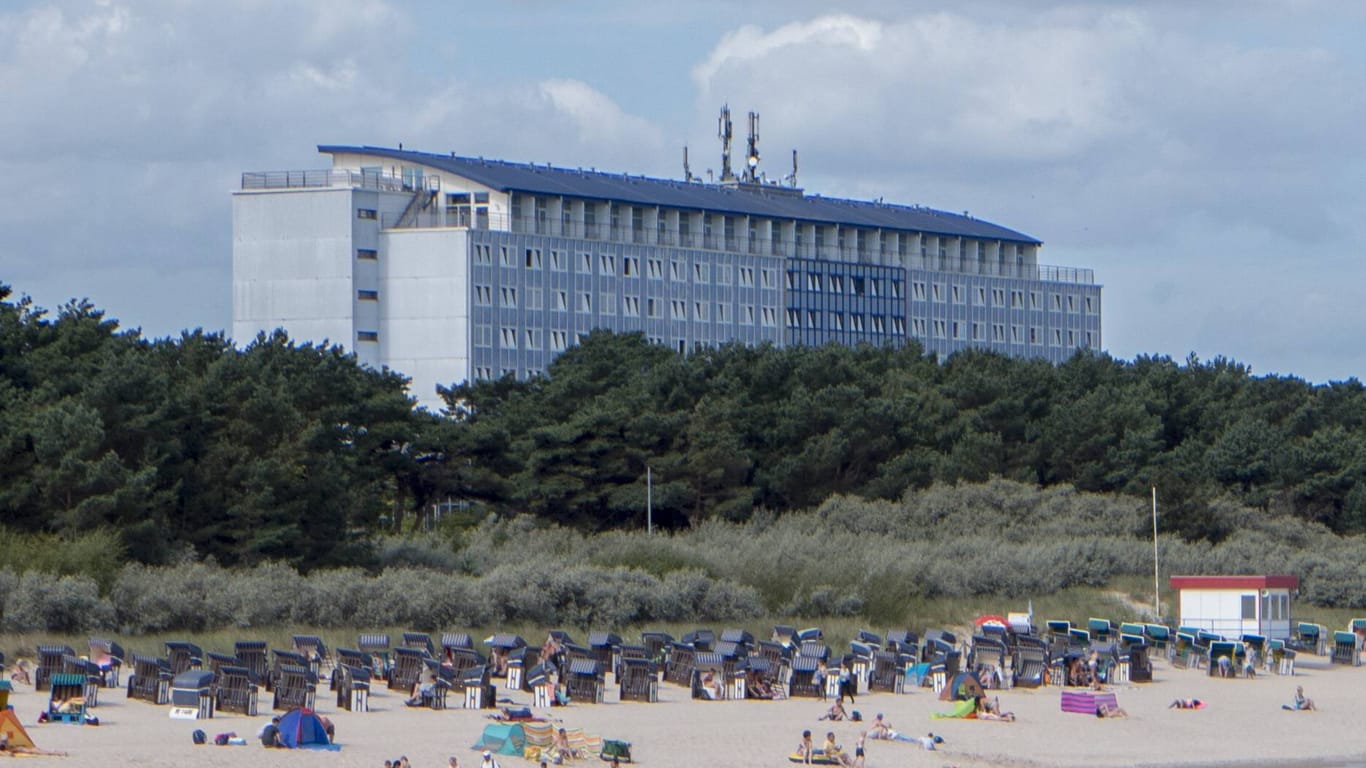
[2, 0, 1364, 383]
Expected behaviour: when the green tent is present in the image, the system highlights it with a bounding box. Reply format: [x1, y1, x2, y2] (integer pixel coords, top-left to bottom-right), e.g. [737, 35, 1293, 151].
[472, 723, 526, 756]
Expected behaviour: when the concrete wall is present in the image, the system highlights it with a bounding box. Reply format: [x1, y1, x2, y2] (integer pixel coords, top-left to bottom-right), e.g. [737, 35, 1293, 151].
[379, 228, 472, 412]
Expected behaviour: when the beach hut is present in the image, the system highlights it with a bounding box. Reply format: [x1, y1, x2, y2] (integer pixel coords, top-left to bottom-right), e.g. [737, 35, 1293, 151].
[1169, 575, 1298, 640]
[46, 673, 89, 723]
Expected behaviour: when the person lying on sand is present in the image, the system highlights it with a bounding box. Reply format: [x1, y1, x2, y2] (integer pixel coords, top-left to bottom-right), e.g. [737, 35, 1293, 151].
[864, 713, 893, 740]
[1096, 702, 1128, 718]
[976, 695, 1016, 721]
[1169, 698, 1205, 709]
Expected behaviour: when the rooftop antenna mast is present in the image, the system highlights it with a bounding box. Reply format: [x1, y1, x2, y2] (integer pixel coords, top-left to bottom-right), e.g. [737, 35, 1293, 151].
[683, 146, 692, 182]
[744, 111, 760, 183]
[718, 104, 734, 182]
[790, 149, 799, 188]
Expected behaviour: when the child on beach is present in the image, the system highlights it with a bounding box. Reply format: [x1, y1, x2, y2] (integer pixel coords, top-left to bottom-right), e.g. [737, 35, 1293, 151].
[1282, 685, 1316, 711]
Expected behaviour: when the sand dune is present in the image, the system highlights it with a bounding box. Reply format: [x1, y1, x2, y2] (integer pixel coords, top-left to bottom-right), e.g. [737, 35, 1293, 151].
[8, 654, 1365, 768]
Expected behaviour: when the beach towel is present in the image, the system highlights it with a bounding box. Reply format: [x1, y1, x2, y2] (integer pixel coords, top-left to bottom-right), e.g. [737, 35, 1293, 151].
[931, 699, 977, 719]
[787, 749, 841, 765]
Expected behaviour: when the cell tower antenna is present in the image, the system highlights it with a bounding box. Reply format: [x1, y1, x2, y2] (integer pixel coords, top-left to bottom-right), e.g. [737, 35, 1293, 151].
[718, 104, 734, 182]
[683, 146, 692, 182]
[745, 111, 761, 183]
[790, 149, 799, 188]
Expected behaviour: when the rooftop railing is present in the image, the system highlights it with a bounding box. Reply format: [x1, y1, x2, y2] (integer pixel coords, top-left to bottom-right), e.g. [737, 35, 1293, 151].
[240, 169, 408, 192]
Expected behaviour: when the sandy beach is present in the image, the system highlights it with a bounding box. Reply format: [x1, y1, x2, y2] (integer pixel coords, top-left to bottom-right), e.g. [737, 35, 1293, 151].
[8, 653, 1365, 768]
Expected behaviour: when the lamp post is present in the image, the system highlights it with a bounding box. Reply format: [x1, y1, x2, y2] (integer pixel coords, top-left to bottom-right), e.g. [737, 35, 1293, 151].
[647, 465, 653, 535]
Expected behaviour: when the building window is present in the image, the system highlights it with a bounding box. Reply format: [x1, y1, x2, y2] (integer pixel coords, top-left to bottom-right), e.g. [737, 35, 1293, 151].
[526, 249, 542, 269]
[717, 303, 731, 323]
[829, 312, 843, 331]
[500, 327, 517, 347]
[624, 257, 638, 277]
[830, 275, 844, 294]
[357, 248, 378, 261]
[871, 315, 884, 333]
[694, 302, 708, 321]
[951, 285, 962, 304]
[806, 310, 820, 329]
[1030, 291, 1039, 309]
[932, 320, 946, 338]
[892, 317, 906, 335]
[786, 309, 801, 328]
[1053, 293, 1063, 310]
[528, 288, 543, 310]
[601, 254, 616, 273]
[742, 305, 755, 324]
[1030, 327, 1040, 344]
[647, 298, 660, 318]
[500, 287, 518, 306]
[807, 273, 822, 292]
[357, 290, 378, 301]
[600, 293, 616, 315]
[475, 286, 492, 305]
[648, 259, 664, 279]
[551, 330, 568, 351]
[912, 318, 926, 336]
[891, 281, 903, 299]
[580, 293, 593, 313]
[761, 307, 777, 327]
[739, 267, 755, 287]
[932, 284, 944, 302]
[1085, 296, 1095, 313]
[972, 322, 982, 341]
[624, 296, 640, 316]
[1241, 595, 1257, 620]
[761, 269, 776, 289]
[580, 253, 593, 272]
[1011, 325, 1021, 342]
[357, 208, 377, 220]
[1068, 330, 1076, 346]
[1011, 291, 1023, 308]
[912, 282, 926, 300]
[951, 321, 961, 339]
[850, 314, 864, 333]
[671, 300, 686, 320]
[694, 263, 709, 283]
[992, 288, 1006, 305]
[525, 329, 541, 350]
[357, 330, 378, 342]
[551, 250, 565, 270]
[554, 291, 568, 311]
[717, 265, 733, 285]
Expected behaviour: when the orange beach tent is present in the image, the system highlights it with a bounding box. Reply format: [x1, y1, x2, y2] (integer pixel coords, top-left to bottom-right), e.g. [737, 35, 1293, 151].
[0, 708, 36, 749]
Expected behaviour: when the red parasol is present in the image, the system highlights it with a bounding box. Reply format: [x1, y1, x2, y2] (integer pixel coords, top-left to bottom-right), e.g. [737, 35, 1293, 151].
[974, 614, 1008, 629]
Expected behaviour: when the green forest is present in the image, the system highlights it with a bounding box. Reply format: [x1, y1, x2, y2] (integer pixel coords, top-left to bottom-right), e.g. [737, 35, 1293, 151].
[3, 281, 1366, 631]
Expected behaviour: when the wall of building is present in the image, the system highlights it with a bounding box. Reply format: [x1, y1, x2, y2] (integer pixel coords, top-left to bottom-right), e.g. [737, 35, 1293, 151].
[1178, 588, 1294, 640]
[378, 228, 472, 412]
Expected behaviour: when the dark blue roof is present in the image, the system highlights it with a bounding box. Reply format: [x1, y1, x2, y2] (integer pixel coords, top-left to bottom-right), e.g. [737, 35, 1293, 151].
[318, 145, 1041, 245]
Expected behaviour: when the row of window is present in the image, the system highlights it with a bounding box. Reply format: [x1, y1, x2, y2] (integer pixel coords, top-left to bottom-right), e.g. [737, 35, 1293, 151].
[789, 272, 902, 299]
[474, 285, 781, 323]
[786, 310, 905, 335]
[473, 244, 778, 288]
[908, 282, 1096, 313]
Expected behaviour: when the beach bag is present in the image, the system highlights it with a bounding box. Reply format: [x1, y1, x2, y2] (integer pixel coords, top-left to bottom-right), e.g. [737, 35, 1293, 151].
[601, 739, 632, 762]
[192, 729, 207, 745]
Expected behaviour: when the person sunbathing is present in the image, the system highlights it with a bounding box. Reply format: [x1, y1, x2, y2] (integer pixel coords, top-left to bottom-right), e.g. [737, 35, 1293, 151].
[819, 699, 849, 721]
[976, 695, 1016, 721]
[700, 670, 723, 700]
[1096, 702, 1128, 718]
[1169, 698, 1205, 709]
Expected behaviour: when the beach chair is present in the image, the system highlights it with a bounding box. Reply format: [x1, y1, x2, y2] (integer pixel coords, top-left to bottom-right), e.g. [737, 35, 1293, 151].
[682, 628, 717, 652]
[1206, 641, 1244, 678]
[1171, 632, 1196, 670]
[205, 651, 239, 696]
[722, 627, 756, 648]
[868, 650, 899, 692]
[588, 632, 623, 678]
[884, 629, 917, 657]
[126, 653, 171, 704]
[35, 644, 75, 692]
[640, 630, 673, 672]
[921, 630, 956, 663]
[291, 635, 330, 678]
[1014, 641, 1048, 688]
[389, 646, 430, 692]
[772, 624, 798, 650]
[788, 655, 822, 698]
[88, 638, 125, 687]
[267, 649, 310, 692]
[332, 648, 368, 691]
[1266, 639, 1296, 676]
[618, 657, 658, 702]
[60, 655, 102, 708]
[1331, 631, 1362, 666]
[46, 673, 89, 723]
[689, 653, 727, 701]
[1088, 618, 1116, 642]
[1143, 624, 1172, 657]
[233, 641, 269, 686]
[566, 658, 606, 704]
[271, 664, 317, 711]
[334, 663, 370, 712]
[169, 670, 215, 720]
[423, 658, 458, 710]
[663, 642, 696, 686]
[402, 631, 436, 656]
[165, 641, 203, 675]
[1295, 623, 1325, 655]
[441, 632, 475, 658]
[215, 665, 258, 716]
[358, 634, 392, 679]
[459, 663, 496, 709]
